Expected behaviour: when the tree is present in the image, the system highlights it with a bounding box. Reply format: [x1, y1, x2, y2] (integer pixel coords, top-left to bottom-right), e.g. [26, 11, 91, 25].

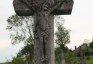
[89, 41, 93, 49]
[88, 40, 93, 56]
[5, 57, 25, 64]
[55, 46, 70, 64]
[11, 57, 25, 64]
[17, 43, 34, 64]
[6, 15, 34, 45]
[6, 15, 34, 64]
[55, 22, 70, 64]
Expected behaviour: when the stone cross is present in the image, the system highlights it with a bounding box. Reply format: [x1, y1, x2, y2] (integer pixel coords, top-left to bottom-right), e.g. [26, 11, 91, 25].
[13, 0, 73, 64]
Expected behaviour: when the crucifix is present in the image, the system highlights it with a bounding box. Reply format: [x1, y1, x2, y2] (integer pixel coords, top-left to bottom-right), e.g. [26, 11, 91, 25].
[13, 0, 73, 64]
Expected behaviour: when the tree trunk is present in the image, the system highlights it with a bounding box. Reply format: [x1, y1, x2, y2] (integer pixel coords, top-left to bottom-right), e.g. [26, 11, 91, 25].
[61, 49, 65, 64]
[33, 10, 55, 64]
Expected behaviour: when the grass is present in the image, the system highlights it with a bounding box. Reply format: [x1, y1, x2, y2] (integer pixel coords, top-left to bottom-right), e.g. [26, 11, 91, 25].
[85, 56, 93, 64]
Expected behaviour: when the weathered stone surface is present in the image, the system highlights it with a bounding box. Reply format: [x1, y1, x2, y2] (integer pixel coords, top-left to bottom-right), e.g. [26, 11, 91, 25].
[13, 0, 33, 16]
[33, 12, 55, 64]
[13, 0, 74, 16]
[53, 0, 74, 15]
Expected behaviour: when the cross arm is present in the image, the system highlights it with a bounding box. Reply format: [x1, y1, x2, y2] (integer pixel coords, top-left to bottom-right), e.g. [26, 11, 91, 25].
[13, 0, 74, 16]
[52, 0, 74, 15]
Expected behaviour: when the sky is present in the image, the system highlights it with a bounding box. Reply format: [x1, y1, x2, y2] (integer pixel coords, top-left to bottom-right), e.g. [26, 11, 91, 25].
[0, 0, 93, 63]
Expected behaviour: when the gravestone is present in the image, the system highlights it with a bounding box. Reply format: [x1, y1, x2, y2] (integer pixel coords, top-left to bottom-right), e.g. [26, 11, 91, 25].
[13, 0, 74, 64]
[79, 46, 85, 64]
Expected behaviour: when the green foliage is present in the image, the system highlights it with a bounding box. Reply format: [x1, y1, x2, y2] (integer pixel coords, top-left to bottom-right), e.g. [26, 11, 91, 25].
[11, 57, 25, 64]
[65, 50, 79, 64]
[85, 57, 93, 64]
[55, 47, 62, 64]
[55, 21, 70, 64]
[6, 14, 34, 64]
[76, 43, 93, 56]
[55, 22, 70, 48]
[55, 40, 93, 64]
[5, 57, 25, 64]
[5, 62, 11, 64]
[89, 41, 93, 49]
[6, 15, 34, 44]
[17, 43, 34, 64]
[4, 43, 93, 64]
[5, 44, 34, 64]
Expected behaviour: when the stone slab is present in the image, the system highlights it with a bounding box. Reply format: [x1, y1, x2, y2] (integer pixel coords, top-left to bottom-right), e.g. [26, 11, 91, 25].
[13, 0, 74, 16]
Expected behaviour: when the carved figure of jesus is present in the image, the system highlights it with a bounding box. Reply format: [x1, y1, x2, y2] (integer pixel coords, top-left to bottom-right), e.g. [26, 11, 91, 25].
[20, 0, 65, 64]
[13, 0, 73, 64]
